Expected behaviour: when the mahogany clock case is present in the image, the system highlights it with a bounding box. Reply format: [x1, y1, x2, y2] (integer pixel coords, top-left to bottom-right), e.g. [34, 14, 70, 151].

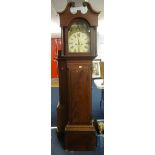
[56, 2, 100, 151]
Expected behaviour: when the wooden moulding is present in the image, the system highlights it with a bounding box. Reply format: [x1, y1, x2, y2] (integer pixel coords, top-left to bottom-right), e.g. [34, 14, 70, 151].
[65, 124, 96, 132]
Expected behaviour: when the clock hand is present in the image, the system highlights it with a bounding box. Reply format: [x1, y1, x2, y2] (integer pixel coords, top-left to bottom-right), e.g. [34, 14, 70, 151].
[78, 39, 80, 52]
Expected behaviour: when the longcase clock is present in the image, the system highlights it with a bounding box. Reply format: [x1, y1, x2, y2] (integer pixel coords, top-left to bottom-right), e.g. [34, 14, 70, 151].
[56, 2, 100, 151]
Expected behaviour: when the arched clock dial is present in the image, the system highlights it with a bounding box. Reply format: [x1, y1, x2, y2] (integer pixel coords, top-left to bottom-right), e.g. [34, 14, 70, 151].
[68, 22, 90, 53]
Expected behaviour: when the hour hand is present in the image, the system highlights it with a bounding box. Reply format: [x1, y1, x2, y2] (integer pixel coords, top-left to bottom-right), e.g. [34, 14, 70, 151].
[78, 39, 80, 45]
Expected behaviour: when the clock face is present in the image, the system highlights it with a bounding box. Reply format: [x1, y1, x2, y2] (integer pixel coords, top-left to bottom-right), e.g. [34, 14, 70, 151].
[68, 22, 90, 53]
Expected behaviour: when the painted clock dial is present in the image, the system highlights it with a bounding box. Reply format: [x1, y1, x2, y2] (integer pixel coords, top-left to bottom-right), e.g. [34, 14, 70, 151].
[68, 22, 90, 53]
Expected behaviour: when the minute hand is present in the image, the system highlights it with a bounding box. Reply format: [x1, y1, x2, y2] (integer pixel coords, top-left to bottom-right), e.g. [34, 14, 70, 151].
[78, 39, 80, 52]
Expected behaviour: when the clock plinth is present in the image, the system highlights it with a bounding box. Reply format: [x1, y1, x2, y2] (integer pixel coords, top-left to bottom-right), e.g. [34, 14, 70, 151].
[65, 125, 96, 151]
[56, 2, 100, 151]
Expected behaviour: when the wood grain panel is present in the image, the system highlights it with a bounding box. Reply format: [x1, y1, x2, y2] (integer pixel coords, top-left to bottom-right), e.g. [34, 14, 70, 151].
[67, 62, 92, 124]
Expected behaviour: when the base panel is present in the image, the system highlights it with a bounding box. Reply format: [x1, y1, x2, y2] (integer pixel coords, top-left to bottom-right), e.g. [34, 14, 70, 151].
[65, 125, 96, 151]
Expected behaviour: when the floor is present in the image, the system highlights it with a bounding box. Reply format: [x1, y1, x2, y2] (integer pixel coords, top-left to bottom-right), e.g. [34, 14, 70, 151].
[51, 128, 104, 155]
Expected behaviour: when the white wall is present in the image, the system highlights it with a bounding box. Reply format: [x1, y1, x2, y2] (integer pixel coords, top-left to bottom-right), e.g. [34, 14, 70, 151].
[97, 33, 104, 61]
[97, 19, 104, 61]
